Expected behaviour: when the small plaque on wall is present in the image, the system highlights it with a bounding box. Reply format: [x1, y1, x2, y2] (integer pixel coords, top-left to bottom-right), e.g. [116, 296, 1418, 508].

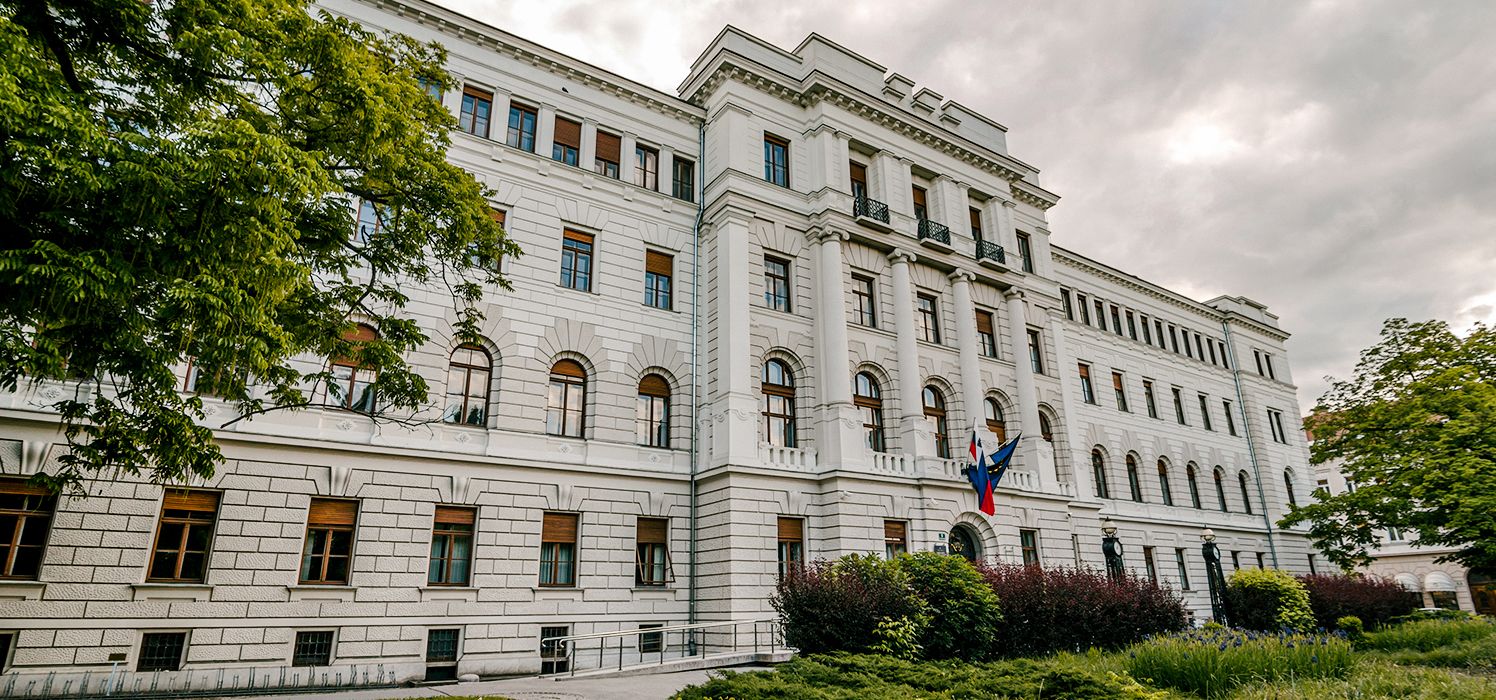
[933, 544, 948, 554]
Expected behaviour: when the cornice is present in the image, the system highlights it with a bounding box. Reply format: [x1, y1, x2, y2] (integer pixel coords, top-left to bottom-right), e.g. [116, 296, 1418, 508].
[1010, 180, 1060, 211]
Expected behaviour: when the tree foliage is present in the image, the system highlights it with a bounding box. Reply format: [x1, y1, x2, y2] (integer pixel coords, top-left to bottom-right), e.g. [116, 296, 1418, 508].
[1281, 318, 1496, 571]
[0, 0, 516, 491]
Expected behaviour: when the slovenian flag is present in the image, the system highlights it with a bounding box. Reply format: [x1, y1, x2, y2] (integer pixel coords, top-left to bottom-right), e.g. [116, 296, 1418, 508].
[966, 426, 1020, 516]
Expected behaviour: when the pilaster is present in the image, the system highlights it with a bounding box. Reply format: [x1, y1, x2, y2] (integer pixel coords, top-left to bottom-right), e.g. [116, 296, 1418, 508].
[950, 271, 984, 437]
[889, 250, 931, 457]
[535, 104, 557, 160]
[1004, 289, 1046, 486]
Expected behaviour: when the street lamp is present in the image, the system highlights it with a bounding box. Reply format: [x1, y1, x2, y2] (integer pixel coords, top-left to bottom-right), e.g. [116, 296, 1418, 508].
[1101, 517, 1124, 581]
[1201, 527, 1229, 625]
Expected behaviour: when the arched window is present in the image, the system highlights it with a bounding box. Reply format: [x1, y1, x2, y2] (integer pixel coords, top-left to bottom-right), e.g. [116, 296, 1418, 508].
[1039, 413, 1054, 443]
[546, 360, 587, 437]
[854, 372, 885, 452]
[984, 398, 1007, 443]
[1157, 459, 1175, 506]
[1284, 468, 1298, 507]
[1187, 463, 1202, 509]
[443, 344, 492, 426]
[1091, 449, 1110, 499]
[637, 374, 671, 447]
[1214, 467, 1229, 513]
[922, 386, 950, 458]
[1125, 454, 1144, 502]
[1239, 471, 1255, 515]
[762, 360, 796, 447]
[331, 324, 378, 412]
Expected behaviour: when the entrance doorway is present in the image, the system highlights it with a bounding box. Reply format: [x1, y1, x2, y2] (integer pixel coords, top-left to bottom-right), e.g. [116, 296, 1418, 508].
[949, 525, 980, 562]
[1470, 570, 1495, 616]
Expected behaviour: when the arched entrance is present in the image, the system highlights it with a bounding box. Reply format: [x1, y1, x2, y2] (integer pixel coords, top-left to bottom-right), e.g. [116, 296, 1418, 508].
[949, 524, 981, 562]
[1470, 570, 1495, 616]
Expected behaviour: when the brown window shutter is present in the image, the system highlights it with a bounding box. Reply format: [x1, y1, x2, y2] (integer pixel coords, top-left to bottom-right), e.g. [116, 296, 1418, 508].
[344, 324, 378, 343]
[163, 489, 220, 513]
[0, 478, 50, 497]
[883, 520, 906, 543]
[1113, 372, 1124, 391]
[434, 505, 476, 526]
[638, 373, 670, 397]
[970, 207, 982, 229]
[1078, 364, 1090, 380]
[552, 359, 586, 379]
[912, 186, 927, 208]
[637, 517, 668, 544]
[563, 229, 594, 245]
[777, 517, 803, 542]
[645, 250, 673, 276]
[975, 311, 994, 336]
[489, 209, 506, 227]
[849, 162, 867, 186]
[308, 498, 358, 526]
[542, 512, 579, 543]
[553, 117, 581, 150]
[596, 132, 621, 163]
[463, 85, 493, 103]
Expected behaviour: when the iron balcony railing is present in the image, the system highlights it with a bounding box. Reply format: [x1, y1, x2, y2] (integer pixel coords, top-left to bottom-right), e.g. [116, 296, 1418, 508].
[853, 196, 890, 223]
[917, 218, 951, 245]
[977, 239, 1006, 264]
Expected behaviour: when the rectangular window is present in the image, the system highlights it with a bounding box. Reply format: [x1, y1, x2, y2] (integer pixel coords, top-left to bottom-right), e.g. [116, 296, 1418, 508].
[1223, 400, 1237, 436]
[594, 131, 621, 179]
[1, 479, 55, 580]
[1308, 553, 1318, 575]
[639, 624, 664, 654]
[301, 498, 357, 585]
[540, 512, 579, 587]
[429, 506, 475, 586]
[292, 631, 334, 668]
[148, 490, 219, 583]
[1140, 315, 1152, 344]
[1016, 232, 1035, 273]
[852, 275, 877, 327]
[540, 626, 569, 674]
[672, 157, 695, 202]
[1027, 329, 1044, 374]
[777, 517, 804, 578]
[635, 517, 671, 586]
[1155, 320, 1166, 348]
[1143, 546, 1158, 583]
[1218, 341, 1231, 369]
[1110, 306, 1123, 336]
[976, 310, 997, 358]
[911, 185, 929, 220]
[1172, 387, 1187, 425]
[1195, 333, 1206, 362]
[1142, 380, 1158, 419]
[1268, 409, 1288, 443]
[1094, 300, 1107, 331]
[1077, 363, 1095, 404]
[1169, 325, 1179, 353]
[1061, 290, 1074, 320]
[1254, 350, 1265, 376]
[634, 145, 659, 190]
[1256, 552, 1266, 569]
[1208, 339, 1219, 365]
[1126, 311, 1137, 340]
[969, 207, 983, 241]
[137, 632, 187, 672]
[763, 134, 790, 187]
[1182, 328, 1194, 358]
[551, 116, 580, 165]
[850, 162, 869, 200]
[506, 102, 537, 151]
[1174, 548, 1190, 590]
[1198, 394, 1213, 431]
[425, 628, 460, 681]
[763, 256, 792, 312]
[1264, 354, 1277, 380]
[644, 250, 673, 310]
[1020, 529, 1040, 566]
[459, 86, 493, 138]
[1077, 294, 1091, 324]
[916, 294, 941, 344]
[1232, 551, 1242, 569]
[560, 229, 594, 292]
[884, 520, 907, 559]
[1112, 371, 1128, 412]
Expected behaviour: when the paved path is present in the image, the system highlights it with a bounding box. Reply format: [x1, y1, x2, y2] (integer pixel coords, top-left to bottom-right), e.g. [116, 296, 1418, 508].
[258, 666, 767, 700]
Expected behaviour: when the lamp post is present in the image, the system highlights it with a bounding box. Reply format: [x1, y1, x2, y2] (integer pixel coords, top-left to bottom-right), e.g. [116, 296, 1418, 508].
[1101, 517, 1124, 581]
[1201, 528, 1229, 625]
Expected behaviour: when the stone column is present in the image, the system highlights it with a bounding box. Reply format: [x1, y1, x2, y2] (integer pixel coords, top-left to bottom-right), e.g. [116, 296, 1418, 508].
[536, 104, 556, 160]
[1004, 289, 1046, 485]
[996, 199, 1019, 252]
[1044, 308, 1077, 491]
[621, 133, 638, 187]
[815, 230, 864, 470]
[889, 250, 930, 457]
[580, 119, 598, 171]
[658, 147, 674, 195]
[709, 207, 760, 468]
[873, 151, 913, 219]
[950, 272, 984, 438]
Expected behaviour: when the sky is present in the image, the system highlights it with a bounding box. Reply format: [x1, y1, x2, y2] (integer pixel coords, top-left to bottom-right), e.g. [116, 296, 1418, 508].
[436, 0, 1496, 410]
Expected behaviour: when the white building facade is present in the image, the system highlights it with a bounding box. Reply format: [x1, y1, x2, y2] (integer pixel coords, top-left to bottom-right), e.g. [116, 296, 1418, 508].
[0, 0, 1318, 684]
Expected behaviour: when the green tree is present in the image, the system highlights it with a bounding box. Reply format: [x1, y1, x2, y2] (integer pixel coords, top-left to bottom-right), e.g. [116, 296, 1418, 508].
[0, 0, 517, 492]
[1282, 318, 1496, 571]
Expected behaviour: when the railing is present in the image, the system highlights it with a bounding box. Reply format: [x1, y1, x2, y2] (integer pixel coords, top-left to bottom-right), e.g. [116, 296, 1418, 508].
[853, 196, 890, 223]
[759, 443, 817, 471]
[0, 664, 398, 700]
[917, 218, 951, 245]
[541, 619, 782, 678]
[1004, 470, 1038, 491]
[869, 451, 915, 475]
[976, 239, 1006, 264]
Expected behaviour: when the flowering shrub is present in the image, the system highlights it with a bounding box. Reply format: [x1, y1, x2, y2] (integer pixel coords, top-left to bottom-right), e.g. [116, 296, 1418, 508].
[1124, 628, 1353, 698]
[1298, 573, 1419, 630]
[977, 563, 1189, 657]
[771, 554, 926, 655]
[1225, 568, 1316, 631]
[896, 552, 1002, 660]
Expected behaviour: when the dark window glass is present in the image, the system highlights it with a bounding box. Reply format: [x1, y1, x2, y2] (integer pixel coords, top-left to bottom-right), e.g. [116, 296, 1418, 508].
[459, 87, 493, 138]
[540, 626, 570, 674]
[764, 256, 792, 312]
[635, 517, 671, 586]
[539, 513, 579, 587]
[547, 360, 587, 438]
[0, 480, 55, 580]
[137, 632, 187, 672]
[292, 631, 334, 667]
[916, 294, 941, 344]
[672, 158, 695, 202]
[763, 135, 790, 187]
[1092, 450, 1110, 499]
[922, 386, 950, 458]
[1157, 460, 1174, 506]
[762, 360, 796, 447]
[300, 499, 357, 585]
[1187, 464, 1203, 509]
[429, 506, 475, 586]
[443, 345, 491, 426]
[1027, 329, 1044, 374]
[1020, 529, 1040, 566]
[637, 374, 671, 448]
[506, 103, 537, 151]
[425, 628, 460, 681]
[1016, 232, 1035, 273]
[560, 231, 594, 292]
[854, 372, 886, 453]
[148, 491, 219, 583]
[852, 275, 877, 327]
[1126, 455, 1144, 502]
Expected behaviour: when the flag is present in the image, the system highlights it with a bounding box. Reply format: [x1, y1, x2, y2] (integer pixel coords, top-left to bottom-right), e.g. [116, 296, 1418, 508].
[966, 424, 1021, 516]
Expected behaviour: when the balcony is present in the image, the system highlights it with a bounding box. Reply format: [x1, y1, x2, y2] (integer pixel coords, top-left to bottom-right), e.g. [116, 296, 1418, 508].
[976, 239, 1007, 270]
[852, 196, 893, 232]
[916, 218, 952, 252]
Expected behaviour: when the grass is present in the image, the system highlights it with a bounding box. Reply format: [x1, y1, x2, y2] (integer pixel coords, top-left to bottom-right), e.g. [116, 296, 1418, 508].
[1124, 629, 1353, 698]
[1225, 660, 1496, 699]
[1358, 617, 1496, 671]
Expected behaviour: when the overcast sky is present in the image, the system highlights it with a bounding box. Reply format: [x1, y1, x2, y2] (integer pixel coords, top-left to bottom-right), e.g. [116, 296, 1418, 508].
[438, 0, 1496, 411]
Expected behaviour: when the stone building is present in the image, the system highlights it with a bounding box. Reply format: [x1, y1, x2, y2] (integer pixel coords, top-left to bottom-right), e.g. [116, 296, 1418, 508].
[0, 0, 1317, 683]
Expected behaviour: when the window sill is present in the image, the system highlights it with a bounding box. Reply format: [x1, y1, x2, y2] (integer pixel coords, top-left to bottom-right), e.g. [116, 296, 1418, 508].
[420, 586, 478, 602]
[0, 580, 46, 601]
[532, 586, 583, 595]
[287, 584, 355, 602]
[132, 582, 212, 602]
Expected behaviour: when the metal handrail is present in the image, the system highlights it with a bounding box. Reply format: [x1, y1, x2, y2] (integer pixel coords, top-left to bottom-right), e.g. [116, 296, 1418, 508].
[853, 196, 890, 223]
[541, 618, 782, 678]
[917, 218, 951, 244]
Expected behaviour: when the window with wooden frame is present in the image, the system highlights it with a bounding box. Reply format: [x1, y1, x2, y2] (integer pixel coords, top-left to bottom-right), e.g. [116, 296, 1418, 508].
[852, 274, 876, 327]
[539, 512, 578, 587]
[331, 324, 378, 412]
[984, 398, 1007, 443]
[1020, 529, 1040, 566]
[1187, 463, 1203, 508]
[506, 101, 537, 152]
[1126, 454, 1144, 502]
[137, 632, 187, 672]
[1077, 293, 1090, 324]
[1077, 363, 1095, 404]
[916, 293, 941, 344]
[546, 360, 587, 438]
[1214, 467, 1229, 512]
[763, 134, 789, 187]
[634, 145, 659, 190]
[776, 517, 804, 577]
[849, 161, 868, 200]
[594, 131, 621, 178]
[1142, 379, 1159, 418]
[1158, 459, 1175, 506]
[970, 207, 983, 242]
[1, 478, 56, 580]
[1172, 387, 1187, 425]
[762, 359, 796, 447]
[1143, 546, 1158, 583]
[884, 520, 907, 559]
[1110, 306, 1123, 336]
[976, 310, 997, 357]
[644, 250, 673, 310]
[1238, 471, 1255, 515]
[636, 373, 671, 448]
[763, 256, 791, 312]
[922, 385, 951, 459]
[1126, 311, 1138, 340]
[638, 624, 664, 654]
[1198, 393, 1214, 431]
[459, 85, 492, 138]
[854, 371, 886, 453]
[443, 344, 491, 426]
[1091, 449, 1110, 499]
[672, 157, 695, 202]
[300, 498, 357, 585]
[1141, 315, 1153, 344]
[1094, 300, 1107, 331]
[1112, 371, 1128, 412]
[292, 630, 334, 667]
[560, 229, 594, 292]
[148, 490, 219, 583]
[1027, 329, 1044, 374]
[1016, 232, 1035, 272]
[634, 517, 671, 586]
[911, 185, 929, 220]
[551, 116, 581, 165]
[428, 506, 475, 586]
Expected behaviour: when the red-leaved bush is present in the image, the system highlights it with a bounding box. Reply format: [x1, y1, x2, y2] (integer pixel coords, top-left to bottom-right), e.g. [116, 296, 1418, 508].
[977, 563, 1189, 657]
[1298, 573, 1419, 630]
[771, 556, 926, 655]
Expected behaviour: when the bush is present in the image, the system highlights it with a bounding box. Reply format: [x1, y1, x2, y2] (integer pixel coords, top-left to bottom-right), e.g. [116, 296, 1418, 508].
[895, 552, 1002, 660]
[1336, 615, 1365, 645]
[1124, 628, 1354, 698]
[1390, 607, 1477, 624]
[771, 554, 926, 655]
[1360, 617, 1496, 653]
[1298, 573, 1419, 630]
[1225, 568, 1316, 631]
[977, 563, 1189, 657]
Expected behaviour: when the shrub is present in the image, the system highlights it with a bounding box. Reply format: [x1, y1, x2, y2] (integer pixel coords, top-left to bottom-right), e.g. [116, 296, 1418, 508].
[771, 554, 926, 655]
[1360, 617, 1496, 653]
[977, 563, 1189, 657]
[1390, 607, 1477, 624]
[895, 552, 1002, 660]
[1124, 628, 1354, 698]
[1336, 615, 1365, 645]
[1298, 573, 1419, 630]
[1225, 568, 1316, 631]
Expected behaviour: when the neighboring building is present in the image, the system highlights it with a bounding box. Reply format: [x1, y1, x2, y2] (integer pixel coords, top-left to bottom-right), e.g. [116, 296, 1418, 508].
[0, 0, 1317, 683]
